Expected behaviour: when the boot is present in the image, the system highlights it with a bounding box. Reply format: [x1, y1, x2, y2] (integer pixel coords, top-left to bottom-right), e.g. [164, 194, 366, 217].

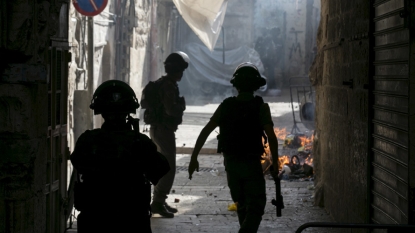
[150, 201, 174, 218]
[164, 202, 178, 213]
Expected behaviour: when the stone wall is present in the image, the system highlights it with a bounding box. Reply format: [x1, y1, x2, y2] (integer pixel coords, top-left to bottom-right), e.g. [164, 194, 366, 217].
[0, 79, 48, 233]
[129, 0, 152, 100]
[0, 1, 66, 232]
[1, 0, 153, 230]
[68, 0, 153, 150]
[310, 0, 370, 223]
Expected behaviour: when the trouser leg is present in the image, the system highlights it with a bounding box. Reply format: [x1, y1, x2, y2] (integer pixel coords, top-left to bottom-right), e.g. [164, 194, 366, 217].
[236, 200, 247, 226]
[150, 126, 176, 203]
[239, 163, 266, 233]
[226, 158, 266, 233]
[239, 193, 266, 233]
[77, 211, 103, 233]
[227, 162, 246, 226]
[76, 212, 90, 233]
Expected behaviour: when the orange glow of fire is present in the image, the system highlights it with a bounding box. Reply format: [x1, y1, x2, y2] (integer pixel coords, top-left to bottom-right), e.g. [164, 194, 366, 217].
[305, 156, 313, 166]
[297, 134, 313, 147]
[278, 155, 290, 169]
[261, 128, 314, 171]
[263, 127, 315, 148]
[273, 127, 288, 140]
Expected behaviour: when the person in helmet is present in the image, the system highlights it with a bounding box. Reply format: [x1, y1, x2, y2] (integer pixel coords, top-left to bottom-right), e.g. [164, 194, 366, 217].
[188, 62, 280, 232]
[70, 80, 170, 232]
[147, 52, 188, 218]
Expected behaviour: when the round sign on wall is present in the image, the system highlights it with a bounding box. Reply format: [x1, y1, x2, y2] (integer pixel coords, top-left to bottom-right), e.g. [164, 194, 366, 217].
[72, 0, 108, 17]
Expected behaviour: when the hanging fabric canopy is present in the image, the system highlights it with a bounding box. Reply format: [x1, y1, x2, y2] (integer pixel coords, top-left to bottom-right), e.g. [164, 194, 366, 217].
[181, 42, 267, 93]
[172, 0, 228, 51]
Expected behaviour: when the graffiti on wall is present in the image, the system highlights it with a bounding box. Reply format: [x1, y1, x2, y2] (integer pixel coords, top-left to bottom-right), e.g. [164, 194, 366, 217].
[289, 28, 303, 59]
[288, 28, 303, 76]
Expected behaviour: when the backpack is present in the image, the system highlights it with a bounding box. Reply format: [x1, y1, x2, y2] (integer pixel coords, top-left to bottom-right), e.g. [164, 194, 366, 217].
[140, 78, 164, 124]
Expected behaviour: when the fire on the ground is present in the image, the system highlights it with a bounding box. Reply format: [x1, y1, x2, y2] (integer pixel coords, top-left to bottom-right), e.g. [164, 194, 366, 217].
[262, 127, 314, 178]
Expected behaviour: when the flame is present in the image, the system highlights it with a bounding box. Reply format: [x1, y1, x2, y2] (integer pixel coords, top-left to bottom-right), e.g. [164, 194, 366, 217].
[261, 153, 290, 170]
[305, 156, 313, 166]
[297, 133, 313, 147]
[261, 128, 315, 172]
[262, 127, 288, 155]
[278, 155, 290, 170]
[273, 127, 288, 140]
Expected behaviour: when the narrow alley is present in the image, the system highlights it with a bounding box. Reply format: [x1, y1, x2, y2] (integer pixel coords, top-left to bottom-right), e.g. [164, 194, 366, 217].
[66, 90, 339, 233]
[2, 0, 415, 232]
[148, 90, 338, 232]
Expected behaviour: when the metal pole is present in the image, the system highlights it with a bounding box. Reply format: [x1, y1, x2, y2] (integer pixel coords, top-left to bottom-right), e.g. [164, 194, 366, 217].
[222, 26, 225, 64]
[88, 16, 94, 129]
[282, 12, 287, 86]
[295, 222, 415, 233]
[149, 0, 158, 81]
[115, 0, 120, 79]
[289, 78, 298, 133]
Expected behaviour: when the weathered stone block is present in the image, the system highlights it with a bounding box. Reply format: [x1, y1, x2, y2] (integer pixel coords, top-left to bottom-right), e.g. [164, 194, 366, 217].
[313, 0, 372, 224]
[0, 83, 47, 138]
[1, 64, 47, 83]
[0, 138, 40, 164]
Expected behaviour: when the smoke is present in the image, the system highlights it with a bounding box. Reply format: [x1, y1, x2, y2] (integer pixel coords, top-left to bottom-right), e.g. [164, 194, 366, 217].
[176, 0, 320, 106]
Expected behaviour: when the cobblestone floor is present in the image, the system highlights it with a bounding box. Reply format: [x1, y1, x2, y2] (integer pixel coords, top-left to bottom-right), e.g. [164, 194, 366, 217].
[149, 154, 341, 233]
[66, 154, 340, 233]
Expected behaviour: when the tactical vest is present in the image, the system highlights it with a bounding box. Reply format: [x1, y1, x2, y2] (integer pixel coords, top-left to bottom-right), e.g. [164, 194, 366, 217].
[160, 79, 183, 128]
[71, 126, 169, 214]
[218, 96, 265, 158]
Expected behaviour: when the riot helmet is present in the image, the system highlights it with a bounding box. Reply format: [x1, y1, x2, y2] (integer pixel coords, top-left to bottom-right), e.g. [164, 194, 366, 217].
[164, 51, 189, 74]
[230, 62, 266, 91]
[90, 80, 140, 115]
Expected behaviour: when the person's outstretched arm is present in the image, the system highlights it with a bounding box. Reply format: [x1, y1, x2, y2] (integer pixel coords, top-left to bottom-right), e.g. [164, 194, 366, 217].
[188, 120, 218, 179]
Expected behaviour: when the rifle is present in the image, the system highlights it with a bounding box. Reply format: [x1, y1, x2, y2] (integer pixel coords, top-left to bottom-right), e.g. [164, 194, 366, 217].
[127, 115, 140, 136]
[271, 167, 285, 217]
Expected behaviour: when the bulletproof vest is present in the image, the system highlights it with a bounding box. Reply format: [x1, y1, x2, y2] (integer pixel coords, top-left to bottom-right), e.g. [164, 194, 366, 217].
[71, 128, 146, 212]
[71, 126, 169, 213]
[159, 78, 183, 129]
[218, 96, 265, 158]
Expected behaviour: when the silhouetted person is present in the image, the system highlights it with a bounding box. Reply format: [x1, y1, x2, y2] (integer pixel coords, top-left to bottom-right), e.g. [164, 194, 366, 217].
[270, 27, 283, 89]
[71, 80, 170, 232]
[254, 36, 265, 62]
[146, 52, 189, 218]
[188, 62, 280, 233]
[261, 30, 277, 89]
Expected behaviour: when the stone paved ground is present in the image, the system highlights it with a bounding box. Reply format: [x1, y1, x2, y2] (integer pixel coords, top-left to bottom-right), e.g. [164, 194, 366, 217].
[148, 90, 339, 233]
[150, 154, 341, 233]
[67, 89, 343, 232]
[67, 162, 340, 233]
